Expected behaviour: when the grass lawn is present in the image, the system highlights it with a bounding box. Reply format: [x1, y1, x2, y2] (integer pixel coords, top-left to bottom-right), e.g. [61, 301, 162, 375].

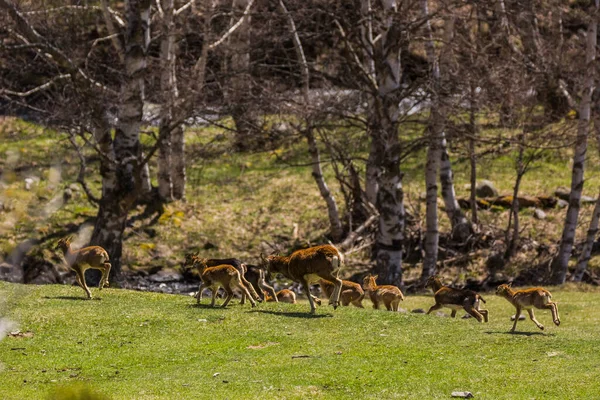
[1, 282, 599, 399]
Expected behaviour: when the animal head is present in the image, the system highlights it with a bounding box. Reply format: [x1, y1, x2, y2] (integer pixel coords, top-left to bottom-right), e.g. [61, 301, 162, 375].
[362, 274, 378, 290]
[55, 236, 73, 251]
[496, 283, 512, 296]
[183, 253, 206, 270]
[425, 275, 441, 290]
[260, 253, 280, 273]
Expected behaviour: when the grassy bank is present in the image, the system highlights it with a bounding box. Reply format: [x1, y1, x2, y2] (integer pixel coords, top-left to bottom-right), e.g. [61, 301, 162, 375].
[1, 281, 599, 399]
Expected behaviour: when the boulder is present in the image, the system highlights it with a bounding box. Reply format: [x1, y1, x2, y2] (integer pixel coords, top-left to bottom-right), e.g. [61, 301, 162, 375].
[476, 180, 498, 198]
[148, 268, 183, 283]
[581, 195, 597, 204]
[533, 209, 547, 220]
[554, 187, 570, 201]
[557, 199, 568, 208]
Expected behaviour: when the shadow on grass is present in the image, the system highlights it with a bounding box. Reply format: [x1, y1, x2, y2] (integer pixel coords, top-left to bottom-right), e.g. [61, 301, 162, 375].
[249, 310, 333, 319]
[188, 303, 235, 310]
[484, 330, 554, 336]
[42, 296, 101, 301]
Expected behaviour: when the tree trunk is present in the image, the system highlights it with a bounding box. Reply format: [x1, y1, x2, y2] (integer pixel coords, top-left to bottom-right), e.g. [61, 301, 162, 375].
[90, 0, 150, 281]
[469, 84, 478, 224]
[365, 138, 380, 206]
[373, 133, 405, 286]
[505, 133, 524, 261]
[573, 88, 600, 281]
[157, 0, 177, 202]
[440, 135, 473, 241]
[422, 123, 441, 280]
[421, 0, 441, 281]
[573, 192, 600, 282]
[170, 125, 186, 200]
[370, 1, 405, 286]
[306, 128, 344, 242]
[551, 5, 597, 284]
[228, 0, 259, 151]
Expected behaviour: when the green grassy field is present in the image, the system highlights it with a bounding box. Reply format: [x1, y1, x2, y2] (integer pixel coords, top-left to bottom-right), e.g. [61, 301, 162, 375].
[1, 281, 599, 399]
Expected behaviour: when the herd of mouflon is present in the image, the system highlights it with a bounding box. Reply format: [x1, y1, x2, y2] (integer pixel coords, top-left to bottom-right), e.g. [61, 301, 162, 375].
[55, 236, 561, 333]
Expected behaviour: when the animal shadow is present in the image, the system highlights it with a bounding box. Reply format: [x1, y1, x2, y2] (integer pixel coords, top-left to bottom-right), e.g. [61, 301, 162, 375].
[43, 296, 102, 301]
[484, 330, 553, 337]
[250, 310, 332, 319]
[188, 303, 233, 310]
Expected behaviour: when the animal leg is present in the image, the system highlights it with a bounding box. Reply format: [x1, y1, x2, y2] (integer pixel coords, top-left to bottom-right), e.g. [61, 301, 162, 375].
[527, 309, 544, 330]
[233, 280, 256, 308]
[321, 273, 342, 309]
[241, 274, 261, 302]
[384, 298, 392, 311]
[479, 308, 489, 323]
[341, 294, 350, 307]
[301, 278, 317, 314]
[464, 305, 484, 323]
[221, 286, 234, 308]
[210, 286, 218, 307]
[450, 310, 457, 318]
[196, 282, 205, 304]
[546, 302, 560, 326]
[511, 307, 522, 332]
[259, 277, 277, 303]
[427, 303, 443, 314]
[75, 269, 92, 299]
[352, 298, 364, 308]
[100, 263, 111, 288]
[310, 294, 322, 306]
[392, 299, 399, 312]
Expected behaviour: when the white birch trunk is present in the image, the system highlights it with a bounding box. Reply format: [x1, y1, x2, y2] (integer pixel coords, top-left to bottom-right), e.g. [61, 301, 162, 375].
[365, 140, 380, 206]
[90, 0, 151, 279]
[421, 0, 441, 281]
[573, 90, 600, 281]
[573, 192, 600, 282]
[158, 0, 176, 202]
[551, 4, 597, 284]
[171, 126, 186, 200]
[228, 0, 258, 150]
[370, 0, 405, 286]
[440, 135, 472, 241]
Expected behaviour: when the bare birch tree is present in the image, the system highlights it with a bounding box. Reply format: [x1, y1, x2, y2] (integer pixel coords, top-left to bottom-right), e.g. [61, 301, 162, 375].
[551, 1, 598, 284]
[421, 0, 442, 281]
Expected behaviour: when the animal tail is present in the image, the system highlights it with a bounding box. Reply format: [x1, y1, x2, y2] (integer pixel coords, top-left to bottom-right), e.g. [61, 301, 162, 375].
[331, 245, 344, 271]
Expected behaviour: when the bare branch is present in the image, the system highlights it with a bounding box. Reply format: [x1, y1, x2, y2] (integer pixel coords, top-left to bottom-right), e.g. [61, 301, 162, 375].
[0, 74, 70, 97]
[155, 0, 164, 18]
[100, 0, 125, 61]
[334, 19, 378, 91]
[208, 0, 255, 50]
[67, 134, 100, 205]
[0, 0, 118, 95]
[175, 0, 196, 16]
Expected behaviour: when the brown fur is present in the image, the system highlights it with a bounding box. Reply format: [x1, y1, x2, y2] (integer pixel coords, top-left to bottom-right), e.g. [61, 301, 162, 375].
[496, 283, 560, 332]
[55, 236, 111, 299]
[242, 264, 278, 304]
[193, 261, 256, 308]
[261, 244, 344, 314]
[425, 275, 488, 323]
[265, 289, 297, 304]
[183, 253, 262, 304]
[319, 279, 364, 308]
[362, 274, 404, 311]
